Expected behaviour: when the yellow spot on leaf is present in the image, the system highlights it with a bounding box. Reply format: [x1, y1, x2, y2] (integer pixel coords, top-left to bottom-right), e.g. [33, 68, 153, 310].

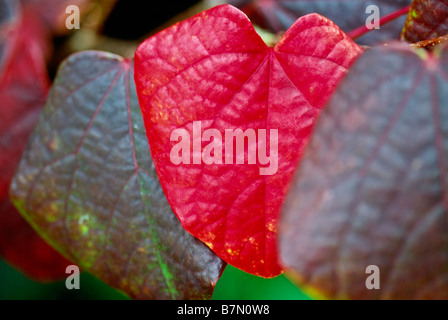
[226, 248, 240, 256]
[80, 224, 89, 236]
[267, 222, 277, 233]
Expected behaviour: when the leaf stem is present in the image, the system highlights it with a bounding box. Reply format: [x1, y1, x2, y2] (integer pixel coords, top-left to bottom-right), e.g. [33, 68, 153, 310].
[348, 5, 411, 40]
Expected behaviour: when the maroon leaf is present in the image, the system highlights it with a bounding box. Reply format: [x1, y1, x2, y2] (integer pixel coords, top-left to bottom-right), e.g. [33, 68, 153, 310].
[10, 51, 226, 299]
[0, 0, 70, 281]
[134, 4, 362, 277]
[0, 201, 71, 281]
[280, 43, 448, 299]
[229, 0, 412, 45]
[402, 0, 448, 43]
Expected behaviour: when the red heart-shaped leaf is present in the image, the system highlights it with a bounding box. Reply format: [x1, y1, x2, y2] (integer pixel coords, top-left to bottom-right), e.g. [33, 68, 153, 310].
[134, 4, 362, 277]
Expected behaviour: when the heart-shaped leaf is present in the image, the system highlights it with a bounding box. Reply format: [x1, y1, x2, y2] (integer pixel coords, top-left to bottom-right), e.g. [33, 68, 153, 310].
[229, 0, 412, 45]
[280, 43, 448, 299]
[134, 4, 362, 277]
[0, 0, 71, 281]
[402, 0, 448, 43]
[10, 51, 225, 299]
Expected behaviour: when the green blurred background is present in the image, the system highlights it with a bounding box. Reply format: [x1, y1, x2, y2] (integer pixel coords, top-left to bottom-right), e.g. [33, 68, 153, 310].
[0, 258, 311, 300]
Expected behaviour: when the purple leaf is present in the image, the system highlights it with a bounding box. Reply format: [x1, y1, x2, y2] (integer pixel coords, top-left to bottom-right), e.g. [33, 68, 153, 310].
[10, 51, 225, 299]
[280, 43, 448, 299]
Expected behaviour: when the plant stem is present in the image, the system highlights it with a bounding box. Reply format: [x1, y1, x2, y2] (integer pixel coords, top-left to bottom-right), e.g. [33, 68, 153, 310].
[348, 5, 411, 40]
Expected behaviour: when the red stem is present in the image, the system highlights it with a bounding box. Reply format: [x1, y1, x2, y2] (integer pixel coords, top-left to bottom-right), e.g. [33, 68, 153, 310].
[348, 5, 411, 40]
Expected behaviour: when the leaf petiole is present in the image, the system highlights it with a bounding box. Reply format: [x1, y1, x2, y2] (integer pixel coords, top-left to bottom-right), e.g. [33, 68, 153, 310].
[347, 5, 411, 41]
